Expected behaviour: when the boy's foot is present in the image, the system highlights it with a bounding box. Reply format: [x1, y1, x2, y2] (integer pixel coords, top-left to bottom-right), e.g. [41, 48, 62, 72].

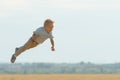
[11, 48, 19, 63]
[11, 54, 16, 63]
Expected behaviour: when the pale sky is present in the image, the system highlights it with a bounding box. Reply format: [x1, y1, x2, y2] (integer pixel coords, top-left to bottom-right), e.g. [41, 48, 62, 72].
[0, 0, 120, 64]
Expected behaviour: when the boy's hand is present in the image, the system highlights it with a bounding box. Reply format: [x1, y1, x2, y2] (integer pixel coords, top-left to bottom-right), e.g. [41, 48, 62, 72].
[51, 47, 55, 51]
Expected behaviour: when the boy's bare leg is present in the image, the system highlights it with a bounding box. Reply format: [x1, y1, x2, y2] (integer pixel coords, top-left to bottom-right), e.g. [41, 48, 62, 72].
[11, 37, 38, 63]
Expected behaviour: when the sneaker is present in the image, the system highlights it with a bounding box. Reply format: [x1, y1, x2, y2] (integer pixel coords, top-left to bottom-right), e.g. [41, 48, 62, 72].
[11, 48, 19, 63]
[11, 54, 16, 63]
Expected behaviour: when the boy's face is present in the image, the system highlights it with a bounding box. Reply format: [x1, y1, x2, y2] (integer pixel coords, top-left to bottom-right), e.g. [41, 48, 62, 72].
[44, 22, 54, 33]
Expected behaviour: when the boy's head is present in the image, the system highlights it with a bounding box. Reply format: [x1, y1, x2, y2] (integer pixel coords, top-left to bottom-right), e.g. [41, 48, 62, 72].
[44, 19, 54, 33]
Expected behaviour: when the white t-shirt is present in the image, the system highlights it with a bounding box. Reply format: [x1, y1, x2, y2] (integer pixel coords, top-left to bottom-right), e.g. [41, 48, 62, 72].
[33, 27, 54, 44]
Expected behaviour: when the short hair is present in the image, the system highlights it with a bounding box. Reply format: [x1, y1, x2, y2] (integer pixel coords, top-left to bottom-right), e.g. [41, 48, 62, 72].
[44, 19, 54, 26]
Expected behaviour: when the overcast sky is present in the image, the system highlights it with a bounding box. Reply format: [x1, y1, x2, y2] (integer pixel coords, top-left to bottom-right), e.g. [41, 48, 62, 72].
[0, 0, 120, 64]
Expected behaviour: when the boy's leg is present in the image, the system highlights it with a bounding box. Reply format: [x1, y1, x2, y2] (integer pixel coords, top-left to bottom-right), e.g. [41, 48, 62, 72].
[15, 38, 38, 57]
[11, 37, 38, 63]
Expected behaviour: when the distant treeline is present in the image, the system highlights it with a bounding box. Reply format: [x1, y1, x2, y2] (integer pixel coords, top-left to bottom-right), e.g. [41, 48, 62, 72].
[0, 62, 120, 74]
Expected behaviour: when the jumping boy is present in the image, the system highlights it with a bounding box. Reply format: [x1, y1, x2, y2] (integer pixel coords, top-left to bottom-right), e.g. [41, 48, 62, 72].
[11, 19, 55, 63]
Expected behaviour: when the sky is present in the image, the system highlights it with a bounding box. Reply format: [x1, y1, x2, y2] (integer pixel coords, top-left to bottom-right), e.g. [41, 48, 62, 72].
[0, 0, 120, 64]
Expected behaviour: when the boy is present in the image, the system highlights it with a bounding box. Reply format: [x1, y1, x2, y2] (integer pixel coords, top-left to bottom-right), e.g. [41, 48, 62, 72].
[11, 19, 55, 63]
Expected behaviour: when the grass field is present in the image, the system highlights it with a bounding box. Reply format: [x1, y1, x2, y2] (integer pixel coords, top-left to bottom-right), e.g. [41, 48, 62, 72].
[0, 74, 119, 80]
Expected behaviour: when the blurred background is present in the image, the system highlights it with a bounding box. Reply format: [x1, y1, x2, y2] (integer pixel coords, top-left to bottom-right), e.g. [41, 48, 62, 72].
[0, 0, 120, 65]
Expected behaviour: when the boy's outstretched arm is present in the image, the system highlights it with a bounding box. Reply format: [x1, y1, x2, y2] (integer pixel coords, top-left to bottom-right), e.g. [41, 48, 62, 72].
[50, 38, 55, 51]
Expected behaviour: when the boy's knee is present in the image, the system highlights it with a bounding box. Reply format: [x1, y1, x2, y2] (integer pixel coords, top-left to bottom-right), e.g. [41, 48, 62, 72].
[31, 42, 38, 48]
